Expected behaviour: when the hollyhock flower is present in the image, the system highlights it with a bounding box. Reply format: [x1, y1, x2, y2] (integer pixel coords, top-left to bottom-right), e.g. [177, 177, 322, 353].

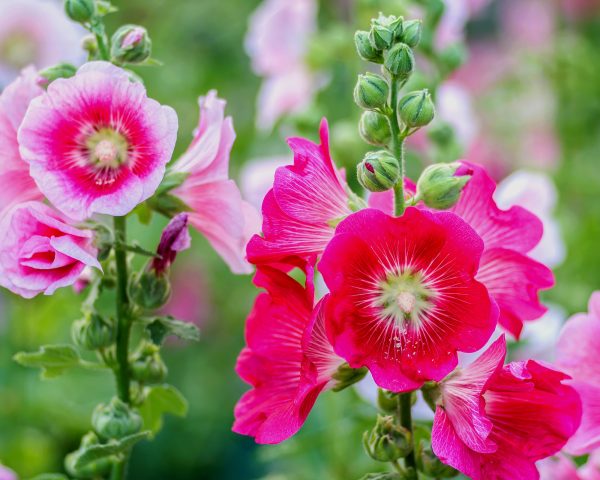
[0, 201, 100, 298]
[580, 450, 600, 480]
[247, 119, 351, 266]
[556, 292, 600, 455]
[537, 455, 580, 480]
[151, 213, 191, 276]
[233, 264, 344, 444]
[432, 336, 581, 480]
[170, 90, 260, 274]
[0, 66, 44, 218]
[18, 61, 178, 221]
[320, 207, 496, 392]
[0, 465, 16, 480]
[0, 0, 84, 86]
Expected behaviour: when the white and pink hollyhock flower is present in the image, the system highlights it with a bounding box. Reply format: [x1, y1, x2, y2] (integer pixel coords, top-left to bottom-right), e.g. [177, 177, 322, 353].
[233, 264, 344, 444]
[0, 66, 44, 218]
[0, 201, 100, 298]
[556, 292, 600, 455]
[171, 90, 260, 275]
[320, 207, 497, 393]
[18, 61, 178, 221]
[0, 465, 16, 480]
[432, 336, 581, 480]
[247, 119, 351, 266]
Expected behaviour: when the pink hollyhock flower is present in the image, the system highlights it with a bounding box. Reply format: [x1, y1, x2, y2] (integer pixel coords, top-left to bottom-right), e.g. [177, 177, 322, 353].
[151, 213, 191, 276]
[432, 336, 581, 480]
[537, 455, 580, 480]
[320, 207, 496, 392]
[0, 66, 44, 218]
[0, 465, 16, 480]
[500, 0, 555, 51]
[171, 90, 260, 274]
[580, 450, 600, 480]
[18, 61, 178, 221]
[556, 292, 600, 455]
[233, 264, 344, 444]
[0, 201, 100, 298]
[247, 119, 351, 266]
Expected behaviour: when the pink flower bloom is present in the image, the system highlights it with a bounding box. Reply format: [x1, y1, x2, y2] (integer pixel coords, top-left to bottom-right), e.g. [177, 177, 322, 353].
[556, 292, 600, 455]
[171, 90, 260, 274]
[151, 213, 191, 276]
[0, 201, 100, 298]
[561, 0, 600, 18]
[0, 66, 44, 219]
[432, 336, 581, 480]
[18, 61, 178, 221]
[537, 455, 580, 480]
[247, 119, 351, 266]
[580, 450, 600, 480]
[500, 0, 555, 51]
[0, 465, 16, 480]
[233, 264, 344, 444]
[320, 207, 496, 392]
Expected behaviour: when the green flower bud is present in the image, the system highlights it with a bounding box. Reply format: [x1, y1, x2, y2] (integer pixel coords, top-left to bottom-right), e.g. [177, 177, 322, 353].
[92, 397, 142, 441]
[354, 73, 389, 110]
[421, 381, 442, 412]
[377, 389, 399, 413]
[373, 13, 404, 41]
[131, 343, 168, 384]
[359, 111, 391, 147]
[331, 363, 368, 392]
[72, 313, 116, 351]
[369, 24, 394, 51]
[438, 44, 467, 74]
[384, 43, 414, 78]
[64, 0, 95, 23]
[398, 89, 435, 128]
[417, 441, 459, 478]
[401, 20, 423, 47]
[111, 25, 152, 65]
[81, 34, 98, 57]
[357, 151, 400, 193]
[355, 30, 383, 63]
[129, 270, 171, 310]
[363, 415, 413, 462]
[416, 162, 471, 210]
[38, 63, 77, 87]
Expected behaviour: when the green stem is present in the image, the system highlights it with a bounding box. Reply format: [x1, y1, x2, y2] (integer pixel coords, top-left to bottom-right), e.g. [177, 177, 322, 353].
[110, 457, 128, 480]
[90, 18, 110, 61]
[399, 393, 418, 479]
[388, 75, 406, 217]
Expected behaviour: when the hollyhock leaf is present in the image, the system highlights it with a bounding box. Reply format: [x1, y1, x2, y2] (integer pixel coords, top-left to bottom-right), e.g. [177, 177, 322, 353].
[29, 475, 69, 480]
[142, 316, 200, 345]
[139, 385, 188, 436]
[14, 344, 81, 379]
[71, 431, 150, 470]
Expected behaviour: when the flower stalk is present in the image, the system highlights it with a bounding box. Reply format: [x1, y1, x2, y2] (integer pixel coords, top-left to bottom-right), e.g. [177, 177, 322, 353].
[398, 393, 418, 479]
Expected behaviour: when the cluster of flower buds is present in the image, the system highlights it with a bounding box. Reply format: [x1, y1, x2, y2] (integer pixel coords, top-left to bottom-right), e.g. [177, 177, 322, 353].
[363, 414, 413, 463]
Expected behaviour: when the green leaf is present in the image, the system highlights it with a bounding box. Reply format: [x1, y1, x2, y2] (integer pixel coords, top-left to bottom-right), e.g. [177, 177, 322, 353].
[133, 202, 153, 225]
[115, 242, 159, 258]
[95, 0, 118, 16]
[28, 475, 69, 480]
[139, 385, 188, 435]
[72, 431, 149, 470]
[14, 345, 82, 379]
[142, 316, 200, 345]
[156, 172, 189, 195]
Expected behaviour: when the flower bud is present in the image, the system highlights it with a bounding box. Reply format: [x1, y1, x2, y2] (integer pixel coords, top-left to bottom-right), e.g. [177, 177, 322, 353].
[374, 13, 404, 41]
[129, 270, 171, 310]
[331, 363, 368, 392]
[357, 151, 400, 193]
[359, 111, 391, 147]
[417, 441, 459, 478]
[363, 415, 413, 462]
[38, 63, 77, 87]
[398, 89, 435, 128]
[92, 397, 142, 441]
[110, 25, 152, 65]
[369, 24, 394, 51]
[354, 73, 389, 111]
[64, 0, 95, 23]
[416, 162, 471, 210]
[377, 389, 399, 413]
[384, 43, 414, 78]
[72, 313, 116, 351]
[131, 343, 168, 384]
[401, 20, 422, 47]
[355, 30, 383, 63]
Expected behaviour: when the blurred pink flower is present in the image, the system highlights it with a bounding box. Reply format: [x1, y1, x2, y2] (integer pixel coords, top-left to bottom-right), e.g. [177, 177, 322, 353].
[171, 90, 260, 274]
[580, 450, 600, 480]
[0, 465, 16, 480]
[537, 454, 580, 480]
[160, 264, 211, 328]
[437, 82, 478, 147]
[501, 0, 555, 51]
[240, 155, 290, 210]
[561, 0, 600, 18]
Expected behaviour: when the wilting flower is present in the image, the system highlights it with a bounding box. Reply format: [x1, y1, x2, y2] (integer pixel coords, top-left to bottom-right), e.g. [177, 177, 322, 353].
[171, 90, 260, 274]
[432, 336, 581, 480]
[247, 119, 351, 266]
[233, 264, 344, 444]
[151, 213, 191, 276]
[0, 201, 100, 298]
[556, 291, 600, 455]
[0, 0, 84, 86]
[18, 61, 178, 221]
[320, 207, 496, 392]
[0, 464, 17, 480]
[0, 66, 43, 218]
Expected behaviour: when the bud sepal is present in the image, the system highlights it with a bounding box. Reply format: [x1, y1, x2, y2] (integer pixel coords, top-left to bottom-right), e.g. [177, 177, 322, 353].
[357, 151, 400, 193]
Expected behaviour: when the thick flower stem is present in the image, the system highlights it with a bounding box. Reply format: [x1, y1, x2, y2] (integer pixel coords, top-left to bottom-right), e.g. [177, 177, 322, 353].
[399, 393, 418, 479]
[388, 75, 406, 217]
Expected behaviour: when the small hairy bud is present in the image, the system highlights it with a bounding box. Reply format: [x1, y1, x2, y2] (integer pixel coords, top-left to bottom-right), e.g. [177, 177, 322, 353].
[354, 73, 389, 110]
[111, 25, 152, 64]
[416, 162, 471, 210]
[401, 19, 423, 48]
[64, 0, 95, 23]
[92, 397, 142, 440]
[417, 441, 460, 478]
[398, 89, 435, 128]
[355, 30, 383, 63]
[38, 63, 77, 87]
[72, 313, 116, 351]
[384, 43, 414, 78]
[129, 270, 171, 310]
[131, 343, 168, 384]
[357, 151, 400, 193]
[363, 415, 413, 462]
[369, 23, 394, 51]
[359, 111, 392, 147]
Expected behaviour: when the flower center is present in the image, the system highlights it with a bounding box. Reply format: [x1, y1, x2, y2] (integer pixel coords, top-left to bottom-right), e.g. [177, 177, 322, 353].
[86, 129, 129, 169]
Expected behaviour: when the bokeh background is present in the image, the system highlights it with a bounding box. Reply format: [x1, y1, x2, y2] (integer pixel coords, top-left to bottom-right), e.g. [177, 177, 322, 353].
[1, 0, 600, 478]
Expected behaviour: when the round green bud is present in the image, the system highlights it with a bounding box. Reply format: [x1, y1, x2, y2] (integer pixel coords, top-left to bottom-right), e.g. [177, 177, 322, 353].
[111, 25, 152, 65]
[359, 111, 391, 147]
[369, 24, 394, 51]
[384, 43, 415, 78]
[354, 73, 389, 110]
[357, 151, 400, 193]
[129, 270, 171, 310]
[72, 313, 116, 351]
[373, 13, 404, 41]
[38, 63, 77, 87]
[81, 34, 98, 56]
[377, 389, 399, 413]
[363, 415, 413, 462]
[417, 441, 459, 478]
[401, 19, 423, 48]
[331, 363, 368, 392]
[64, 0, 95, 23]
[131, 344, 168, 384]
[354, 30, 383, 63]
[398, 89, 435, 128]
[416, 162, 471, 210]
[92, 397, 142, 441]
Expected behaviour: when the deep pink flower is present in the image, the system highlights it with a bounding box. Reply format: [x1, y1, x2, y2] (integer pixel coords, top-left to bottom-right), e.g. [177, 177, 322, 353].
[556, 292, 600, 455]
[0, 66, 44, 218]
[171, 90, 260, 274]
[247, 119, 351, 266]
[432, 336, 581, 480]
[0, 201, 100, 298]
[233, 264, 344, 444]
[320, 207, 496, 392]
[18, 61, 178, 221]
[151, 213, 191, 276]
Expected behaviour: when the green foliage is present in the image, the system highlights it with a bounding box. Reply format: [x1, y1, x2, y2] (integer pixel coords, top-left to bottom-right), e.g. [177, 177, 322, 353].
[138, 385, 189, 436]
[13, 345, 84, 379]
[141, 316, 201, 345]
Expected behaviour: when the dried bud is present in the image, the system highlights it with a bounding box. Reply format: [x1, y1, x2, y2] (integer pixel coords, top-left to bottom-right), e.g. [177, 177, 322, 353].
[355, 30, 383, 63]
[417, 441, 459, 478]
[131, 343, 168, 384]
[357, 151, 400, 192]
[111, 25, 152, 65]
[384, 43, 414, 78]
[92, 397, 142, 441]
[129, 270, 171, 310]
[72, 313, 116, 351]
[416, 162, 471, 210]
[363, 415, 413, 462]
[38, 63, 77, 87]
[151, 213, 191, 276]
[354, 73, 389, 111]
[331, 363, 368, 392]
[64, 0, 95, 23]
[401, 19, 422, 48]
[398, 89, 435, 128]
[359, 111, 391, 147]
